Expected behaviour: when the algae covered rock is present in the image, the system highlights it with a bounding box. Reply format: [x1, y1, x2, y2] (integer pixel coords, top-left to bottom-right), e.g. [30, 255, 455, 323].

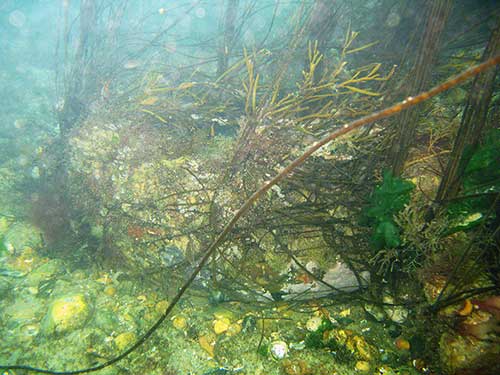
[0, 216, 13, 239]
[281, 262, 370, 300]
[42, 294, 91, 335]
[4, 295, 44, 327]
[25, 258, 64, 288]
[3, 222, 43, 253]
[440, 331, 500, 374]
[114, 331, 137, 350]
[0, 277, 11, 298]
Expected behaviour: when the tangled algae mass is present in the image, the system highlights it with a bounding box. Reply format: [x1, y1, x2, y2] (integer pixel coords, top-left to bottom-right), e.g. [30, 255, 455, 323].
[1, 1, 500, 375]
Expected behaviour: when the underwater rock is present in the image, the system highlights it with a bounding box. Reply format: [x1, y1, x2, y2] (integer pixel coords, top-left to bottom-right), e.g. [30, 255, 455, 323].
[281, 262, 369, 300]
[199, 334, 216, 357]
[363, 304, 386, 322]
[270, 340, 288, 360]
[155, 299, 169, 313]
[4, 296, 43, 326]
[282, 359, 311, 375]
[172, 315, 187, 330]
[305, 260, 320, 274]
[19, 322, 40, 341]
[305, 316, 323, 332]
[208, 290, 227, 305]
[94, 309, 119, 332]
[103, 285, 116, 296]
[159, 245, 184, 266]
[0, 277, 12, 298]
[385, 8, 401, 28]
[423, 274, 447, 304]
[349, 334, 374, 361]
[3, 222, 43, 254]
[472, 295, 500, 320]
[213, 317, 231, 335]
[382, 295, 408, 324]
[114, 331, 137, 350]
[42, 294, 91, 335]
[457, 308, 499, 340]
[242, 314, 257, 332]
[4, 246, 41, 275]
[394, 337, 410, 351]
[24, 258, 64, 288]
[0, 216, 13, 238]
[226, 322, 242, 337]
[355, 360, 371, 372]
[439, 331, 500, 374]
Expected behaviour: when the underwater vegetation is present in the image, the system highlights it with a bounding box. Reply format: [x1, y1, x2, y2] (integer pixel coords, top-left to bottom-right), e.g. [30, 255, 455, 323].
[447, 129, 500, 233]
[1, 1, 500, 375]
[364, 170, 415, 250]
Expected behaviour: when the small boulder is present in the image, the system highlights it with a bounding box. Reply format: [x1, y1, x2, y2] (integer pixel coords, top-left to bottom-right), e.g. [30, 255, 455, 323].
[3, 222, 43, 254]
[25, 259, 64, 288]
[42, 294, 91, 335]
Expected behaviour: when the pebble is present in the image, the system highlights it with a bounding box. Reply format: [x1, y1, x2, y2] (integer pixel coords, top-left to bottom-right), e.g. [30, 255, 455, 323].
[270, 341, 288, 359]
[115, 332, 136, 350]
[395, 337, 411, 351]
[305, 316, 323, 332]
[355, 360, 371, 372]
[155, 299, 169, 314]
[226, 322, 242, 336]
[104, 285, 116, 296]
[213, 317, 231, 335]
[172, 316, 187, 330]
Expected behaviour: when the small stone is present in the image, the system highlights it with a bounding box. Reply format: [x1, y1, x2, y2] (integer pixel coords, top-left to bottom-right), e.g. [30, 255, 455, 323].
[172, 316, 187, 330]
[395, 337, 411, 351]
[213, 317, 231, 334]
[199, 334, 215, 357]
[352, 335, 372, 360]
[305, 260, 320, 273]
[385, 6, 401, 28]
[213, 309, 234, 320]
[364, 304, 386, 322]
[423, 275, 447, 303]
[383, 295, 408, 324]
[115, 332, 136, 350]
[305, 316, 323, 332]
[43, 294, 91, 335]
[355, 360, 370, 372]
[226, 322, 242, 336]
[104, 285, 116, 296]
[25, 259, 64, 288]
[20, 323, 40, 340]
[155, 299, 169, 314]
[4, 222, 43, 253]
[339, 308, 351, 317]
[0, 217, 12, 237]
[270, 341, 288, 359]
[439, 331, 500, 373]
